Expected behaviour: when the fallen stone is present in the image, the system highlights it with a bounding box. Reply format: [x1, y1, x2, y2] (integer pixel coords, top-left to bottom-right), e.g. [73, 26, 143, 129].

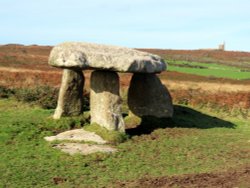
[128, 73, 173, 118]
[44, 129, 107, 144]
[53, 69, 84, 119]
[90, 71, 125, 132]
[49, 42, 166, 73]
[53, 143, 117, 155]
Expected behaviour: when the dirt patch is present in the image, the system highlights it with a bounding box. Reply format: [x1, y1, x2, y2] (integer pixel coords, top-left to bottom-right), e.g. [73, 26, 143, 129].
[129, 128, 199, 143]
[116, 165, 250, 188]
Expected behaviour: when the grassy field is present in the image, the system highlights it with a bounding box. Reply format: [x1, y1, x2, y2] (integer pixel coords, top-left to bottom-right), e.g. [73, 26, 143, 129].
[167, 60, 250, 80]
[0, 98, 249, 187]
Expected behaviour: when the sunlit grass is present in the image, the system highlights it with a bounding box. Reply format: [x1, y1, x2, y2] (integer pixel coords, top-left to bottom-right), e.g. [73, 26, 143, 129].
[0, 99, 249, 187]
[167, 60, 250, 80]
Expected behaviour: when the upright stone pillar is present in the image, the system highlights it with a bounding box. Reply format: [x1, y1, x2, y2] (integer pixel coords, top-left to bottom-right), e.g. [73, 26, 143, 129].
[90, 71, 125, 132]
[53, 69, 84, 119]
[128, 73, 173, 118]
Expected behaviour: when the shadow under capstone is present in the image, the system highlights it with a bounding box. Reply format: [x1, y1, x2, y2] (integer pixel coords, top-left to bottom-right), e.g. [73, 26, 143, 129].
[126, 105, 236, 136]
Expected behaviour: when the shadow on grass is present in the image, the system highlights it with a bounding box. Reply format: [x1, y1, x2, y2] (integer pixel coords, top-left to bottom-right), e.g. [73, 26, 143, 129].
[126, 105, 236, 136]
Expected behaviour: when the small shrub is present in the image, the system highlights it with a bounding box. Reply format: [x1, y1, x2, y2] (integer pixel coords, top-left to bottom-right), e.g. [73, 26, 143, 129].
[0, 85, 14, 98]
[2, 85, 90, 110]
[36, 86, 58, 109]
[14, 88, 39, 102]
[14, 86, 59, 109]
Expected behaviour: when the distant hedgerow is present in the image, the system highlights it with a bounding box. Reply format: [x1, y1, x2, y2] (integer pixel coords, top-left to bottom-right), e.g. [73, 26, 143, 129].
[0, 85, 90, 110]
[14, 86, 59, 109]
[0, 85, 14, 98]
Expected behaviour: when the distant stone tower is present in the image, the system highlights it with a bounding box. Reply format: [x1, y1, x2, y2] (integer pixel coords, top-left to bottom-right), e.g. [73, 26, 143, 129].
[218, 42, 225, 51]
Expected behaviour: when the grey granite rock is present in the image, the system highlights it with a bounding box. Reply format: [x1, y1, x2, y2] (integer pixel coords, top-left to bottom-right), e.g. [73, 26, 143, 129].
[53, 69, 84, 119]
[49, 42, 166, 73]
[128, 73, 173, 118]
[53, 143, 117, 155]
[90, 71, 125, 132]
[44, 129, 107, 144]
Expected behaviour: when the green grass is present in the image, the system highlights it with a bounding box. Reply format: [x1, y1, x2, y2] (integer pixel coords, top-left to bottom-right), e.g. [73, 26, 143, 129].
[84, 123, 128, 144]
[167, 60, 250, 80]
[0, 99, 249, 187]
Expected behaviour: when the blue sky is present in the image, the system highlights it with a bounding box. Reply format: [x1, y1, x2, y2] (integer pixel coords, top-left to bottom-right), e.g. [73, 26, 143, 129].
[1, 0, 250, 51]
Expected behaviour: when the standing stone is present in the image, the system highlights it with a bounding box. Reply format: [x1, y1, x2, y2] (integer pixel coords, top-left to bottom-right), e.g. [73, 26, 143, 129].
[128, 73, 173, 118]
[90, 71, 125, 132]
[53, 69, 84, 119]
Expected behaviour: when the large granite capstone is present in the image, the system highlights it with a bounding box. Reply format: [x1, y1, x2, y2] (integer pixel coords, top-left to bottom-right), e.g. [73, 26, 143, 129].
[49, 42, 166, 73]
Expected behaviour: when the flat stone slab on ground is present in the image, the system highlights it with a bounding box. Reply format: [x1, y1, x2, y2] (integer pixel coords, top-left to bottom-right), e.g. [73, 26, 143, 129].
[44, 129, 107, 144]
[53, 143, 117, 155]
[49, 42, 166, 73]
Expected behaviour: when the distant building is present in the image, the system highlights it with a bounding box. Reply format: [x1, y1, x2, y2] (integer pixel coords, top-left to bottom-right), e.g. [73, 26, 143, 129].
[200, 42, 225, 51]
[218, 42, 225, 51]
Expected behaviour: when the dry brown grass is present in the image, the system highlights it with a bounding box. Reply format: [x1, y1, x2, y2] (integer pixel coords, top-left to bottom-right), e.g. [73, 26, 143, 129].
[0, 67, 61, 88]
[163, 80, 250, 93]
[1, 67, 249, 110]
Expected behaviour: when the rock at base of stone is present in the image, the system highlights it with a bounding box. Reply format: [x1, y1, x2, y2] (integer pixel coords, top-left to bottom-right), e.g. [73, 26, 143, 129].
[128, 73, 173, 118]
[44, 129, 107, 144]
[90, 71, 125, 132]
[53, 69, 84, 119]
[53, 143, 117, 155]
